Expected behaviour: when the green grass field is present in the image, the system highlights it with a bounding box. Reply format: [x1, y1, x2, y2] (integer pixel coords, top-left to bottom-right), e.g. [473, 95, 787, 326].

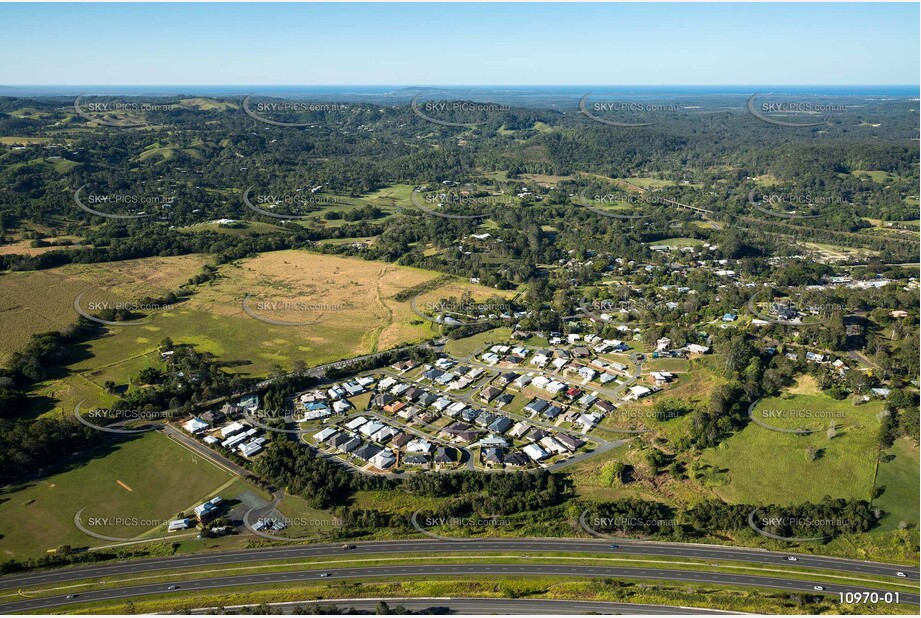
[700, 393, 884, 505]
[873, 438, 920, 531]
[0, 432, 236, 560]
[274, 495, 342, 539]
[444, 327, 513, 357]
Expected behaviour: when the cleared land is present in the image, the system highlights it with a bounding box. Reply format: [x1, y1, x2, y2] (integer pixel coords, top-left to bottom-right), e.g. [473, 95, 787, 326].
[9, 251, 507, 416]
[873, 437, 920, 531]
[0, 254, 208, 364]
[699, 392, 884, 505]
[0, 431, 235, 560]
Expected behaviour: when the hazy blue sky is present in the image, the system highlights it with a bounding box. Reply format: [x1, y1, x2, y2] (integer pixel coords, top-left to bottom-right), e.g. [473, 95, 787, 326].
[2, 2, 918, 85]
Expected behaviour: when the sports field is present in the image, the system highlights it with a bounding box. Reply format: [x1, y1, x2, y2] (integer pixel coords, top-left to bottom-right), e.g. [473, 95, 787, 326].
[0, 431, 236, 560]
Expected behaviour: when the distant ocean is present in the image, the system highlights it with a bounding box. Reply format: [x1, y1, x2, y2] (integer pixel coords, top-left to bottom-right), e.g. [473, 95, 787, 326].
[1, 85, 917, 101]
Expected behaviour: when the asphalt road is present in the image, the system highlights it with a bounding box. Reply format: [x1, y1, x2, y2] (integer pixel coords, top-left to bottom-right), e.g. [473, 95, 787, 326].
[187, 596, 745, 615]
[1, 539, 916, 593]
[2, 564, 916, 613]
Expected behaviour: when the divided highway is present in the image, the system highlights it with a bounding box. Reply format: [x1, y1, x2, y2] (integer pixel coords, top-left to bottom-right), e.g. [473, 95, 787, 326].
[1, 564, 917, 613]
[1, 539, 916, 591]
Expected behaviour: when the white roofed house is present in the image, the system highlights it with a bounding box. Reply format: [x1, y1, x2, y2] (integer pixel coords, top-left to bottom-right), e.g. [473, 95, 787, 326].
[406, 438, 434, 453]
[523, 443, 548, 462]
[219, 421, 247, 438]
[370, 449, 397, 469]
[512, 374, 533, 389]
[539, 435, 568, 456]
[626, 385, 652, 400]
[378, 376, 398, 390]
[650, 371, 674, 385]
[345, 416, 369, 430]
[183, 417, 209, 434]
[313, 427, 340, 442]
[576, 411, 603, 431]
[359, 420, 386, 437]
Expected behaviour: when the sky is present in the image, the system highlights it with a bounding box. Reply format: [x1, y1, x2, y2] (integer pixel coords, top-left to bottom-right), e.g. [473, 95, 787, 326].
[1, 2, 918, 85]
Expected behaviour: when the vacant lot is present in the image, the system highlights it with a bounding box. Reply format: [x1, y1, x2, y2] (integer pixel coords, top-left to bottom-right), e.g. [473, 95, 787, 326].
[873, 438, 920, 531]
[0, 254, 207, 364]
[14, 251, 503, 415]
[0, 431, 235, 560]
[700, 392, 884, 505]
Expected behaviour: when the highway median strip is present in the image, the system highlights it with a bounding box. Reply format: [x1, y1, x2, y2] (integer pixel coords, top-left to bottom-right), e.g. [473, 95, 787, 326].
[2, 553, 915, 601]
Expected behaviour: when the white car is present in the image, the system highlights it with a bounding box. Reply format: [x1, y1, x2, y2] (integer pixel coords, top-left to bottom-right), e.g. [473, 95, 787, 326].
[896, 571, 906, 577]
[813, 586, 825, 591]
[786, 556, 798, 561]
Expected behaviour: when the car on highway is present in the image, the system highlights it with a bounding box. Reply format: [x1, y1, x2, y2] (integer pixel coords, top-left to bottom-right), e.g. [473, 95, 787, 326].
[167, 585, 179, 590]
[813, 586, 825, 591]
[65, 595, 78, 599]
[896, 571, 906, 577]
[342, 544, 356, 550]
[609, 544, 619, 549]
[786, 556, 798, 561]
[320, 572, 330, 577]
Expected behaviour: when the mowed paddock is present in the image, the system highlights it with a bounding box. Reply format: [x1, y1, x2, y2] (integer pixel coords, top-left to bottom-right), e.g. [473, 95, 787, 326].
[9, 250, 513, 415]
[178, 250, 515, 369]
[0, 432, 235, 560]
[0, 254, 209, 364]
